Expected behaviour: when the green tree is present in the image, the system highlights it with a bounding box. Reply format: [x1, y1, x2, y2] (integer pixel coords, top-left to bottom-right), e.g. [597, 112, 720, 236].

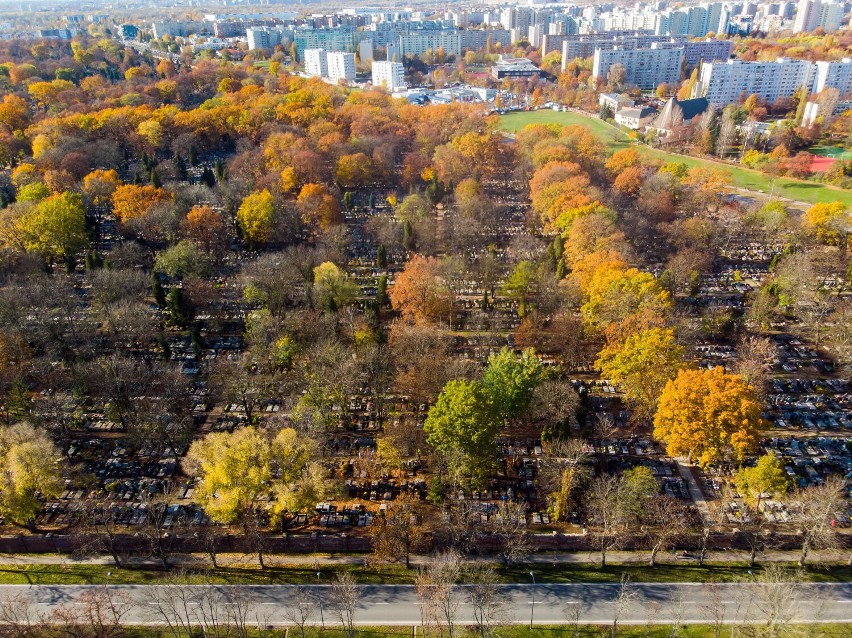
[313, 261, 357, 311]
[424, 380, 499, 485]
[0, 423, 64, 529]
[154, 240, 211, 279]
[500, 261, 537, 316]
[15, 191, 87, 265]
[237, 189, 275, 248]
[482, 347, 544, 421]
[734, 453, 788, 510]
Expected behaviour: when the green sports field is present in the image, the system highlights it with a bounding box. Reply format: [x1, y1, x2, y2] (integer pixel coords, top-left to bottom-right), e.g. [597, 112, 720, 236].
[498, 110, 852, 207]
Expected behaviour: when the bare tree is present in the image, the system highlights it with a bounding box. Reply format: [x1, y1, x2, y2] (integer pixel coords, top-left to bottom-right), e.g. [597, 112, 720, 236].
[415, 550, 463, 638]
[0, 591, 49, 638]
[70, 501, 125, 568]
[587, 474, 626, 567]
[563, 600, 583, 638]
[733, 335, 777, 397]
[701, 582, 726, 638]
[52, 586, 132, 638]
[369, 491, 427, 569]
[788, 476, 845, 566]
[330, 571, 358, 638]
[467, 563, 506, 638]
[489, 500, 532, 565]
[644, 496, 689, 567]
[281, 587, 316, 638]
[611, 573, 637, 638]
[753, 563, 803, 637]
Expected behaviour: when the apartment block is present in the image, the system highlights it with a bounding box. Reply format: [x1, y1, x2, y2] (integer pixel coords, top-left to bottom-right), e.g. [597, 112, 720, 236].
[697, 58, 815, 106]
[592, 46, 684, 90]
[327, 51, 356, 83]
[304, 48, 328, 78]
[372, 60, 405, 91]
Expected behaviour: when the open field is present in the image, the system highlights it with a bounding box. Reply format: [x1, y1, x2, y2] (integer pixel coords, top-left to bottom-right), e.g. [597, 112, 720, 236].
[1, 561, 850, 586]
[498, 110, 852, 207]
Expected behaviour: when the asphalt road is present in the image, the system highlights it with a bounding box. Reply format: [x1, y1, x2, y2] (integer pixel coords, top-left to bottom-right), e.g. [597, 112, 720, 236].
[2, 583, 852, 626]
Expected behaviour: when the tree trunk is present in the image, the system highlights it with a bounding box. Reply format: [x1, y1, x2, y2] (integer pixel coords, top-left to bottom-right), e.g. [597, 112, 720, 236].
[799, 538, 810, 567]
[600, 546, 607, 568]
[258, 548, 265, 570]
[649, 543, 660, 567]
[749, 545, 757, 568]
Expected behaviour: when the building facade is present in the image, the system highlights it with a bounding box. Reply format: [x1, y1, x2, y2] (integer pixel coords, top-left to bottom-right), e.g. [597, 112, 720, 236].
[327, 51, 356, 83]
[697, 58, 815, 106]
[372, 60, 405, 91]
[592, 46, 684, 90]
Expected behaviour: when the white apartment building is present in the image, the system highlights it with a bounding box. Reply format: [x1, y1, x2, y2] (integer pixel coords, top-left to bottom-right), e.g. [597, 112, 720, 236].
[592, 46, 684, 90]
[372, 60, 405, 91]
[304, 48, 328, 77]
[247, 27, 284, 51]
[813, 59, 852, 96]
[327, 51, 356, 82]
[793, 0, 822, 32]
[818, 2, 845, 31]
[697, 58, 815, 107]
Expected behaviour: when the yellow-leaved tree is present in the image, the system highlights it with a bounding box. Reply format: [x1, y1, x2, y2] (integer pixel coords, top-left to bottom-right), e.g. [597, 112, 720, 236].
[0, 423, 64, 530]
[184, 426, 324, 525]
[803, 201, 849, 246]
[13, 191, 88, 265]
[596, 327, 685, 423]
[653, 366, 765, 468]
[236, 189, 275, 249]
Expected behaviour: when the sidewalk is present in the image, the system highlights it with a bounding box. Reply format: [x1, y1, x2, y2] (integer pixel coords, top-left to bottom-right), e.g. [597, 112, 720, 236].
[0, 549, 846, 569]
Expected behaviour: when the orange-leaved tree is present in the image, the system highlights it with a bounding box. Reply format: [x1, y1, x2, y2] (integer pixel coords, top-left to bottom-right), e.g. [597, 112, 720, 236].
[653, 366, 765, 468]
[389, 254, 452, 325]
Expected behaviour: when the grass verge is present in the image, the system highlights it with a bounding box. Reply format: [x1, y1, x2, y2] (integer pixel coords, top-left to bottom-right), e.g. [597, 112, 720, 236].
[0, 561, 849, 585]
[497, 110, 852, 207]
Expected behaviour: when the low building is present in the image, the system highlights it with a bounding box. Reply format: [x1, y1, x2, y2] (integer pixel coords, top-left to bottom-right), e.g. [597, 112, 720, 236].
[599, 92, 635, 111]
[491, 56, 545, 80]
[649, 96, 710, 136]
[615, 105, 658, 129]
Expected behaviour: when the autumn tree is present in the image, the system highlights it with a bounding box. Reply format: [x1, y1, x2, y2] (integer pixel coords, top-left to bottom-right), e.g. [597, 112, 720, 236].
[390, 255, 452, 324]
[596, 328, 685, 423]
[297, 183, 342, 231]
[111, 184, 173, 223]
[803, 201, 849, 246]
[0, 422, 64, 529]
[237, 189, 275, 248]
[184, 205, 228, 257]
[14, 191, 87, 265]
[653, 367, 765, 468]
[185, 426, 323, 525]
[313, 261, 357, 311]
[369, 491, 427, 569]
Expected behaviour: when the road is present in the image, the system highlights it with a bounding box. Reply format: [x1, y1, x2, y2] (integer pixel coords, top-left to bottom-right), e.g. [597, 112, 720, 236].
[2, 583, 852, 626]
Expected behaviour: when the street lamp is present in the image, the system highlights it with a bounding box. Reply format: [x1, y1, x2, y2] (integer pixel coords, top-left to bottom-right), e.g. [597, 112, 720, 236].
[317, 571, 325, 629]
[529, 570, 536, 628]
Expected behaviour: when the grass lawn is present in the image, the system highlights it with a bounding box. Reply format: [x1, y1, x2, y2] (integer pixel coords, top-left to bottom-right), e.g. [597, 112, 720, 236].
[1, 561, 849, 586]
[498, 110, 852, 207]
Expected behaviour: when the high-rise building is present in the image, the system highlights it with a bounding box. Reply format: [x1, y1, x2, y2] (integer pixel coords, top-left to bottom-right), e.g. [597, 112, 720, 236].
[697, 58, 815, 106]
[304, 48, 328, 78]
[372, 60, 405, 91]
[813, 59, 852, 95]
[592, 46, 684, 90]
[793, 0, 821, 32]
[327, 51, 356, 82]
[818, 2, 845, 31]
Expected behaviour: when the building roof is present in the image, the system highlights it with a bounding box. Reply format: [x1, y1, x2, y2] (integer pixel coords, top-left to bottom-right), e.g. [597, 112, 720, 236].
[652, 96, 709, 131]
[617, 106, 657, 119]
